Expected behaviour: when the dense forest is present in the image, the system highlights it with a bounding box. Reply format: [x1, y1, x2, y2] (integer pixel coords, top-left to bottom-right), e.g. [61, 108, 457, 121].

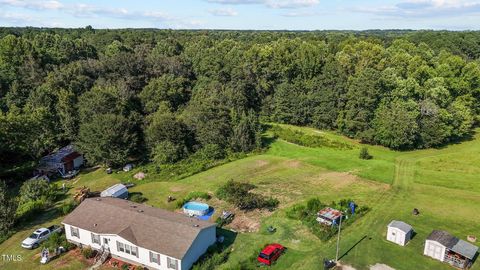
[1, 28, 480, 172]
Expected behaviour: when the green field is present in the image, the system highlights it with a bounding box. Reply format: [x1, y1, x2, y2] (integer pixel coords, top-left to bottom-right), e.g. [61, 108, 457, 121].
[1, 124, 479, 270]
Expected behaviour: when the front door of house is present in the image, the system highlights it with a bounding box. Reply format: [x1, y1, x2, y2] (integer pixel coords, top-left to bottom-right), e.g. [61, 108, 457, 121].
[103, 238, 110, 250]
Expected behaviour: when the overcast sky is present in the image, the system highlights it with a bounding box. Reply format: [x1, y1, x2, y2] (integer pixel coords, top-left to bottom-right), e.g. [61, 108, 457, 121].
[0, 0, 479, 30]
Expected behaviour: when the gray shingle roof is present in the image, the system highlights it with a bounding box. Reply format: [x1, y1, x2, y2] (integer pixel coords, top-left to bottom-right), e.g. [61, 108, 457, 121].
[62, 197, 215, 259]
[388, 220, 413, 233]
[427, 230, 479, 260]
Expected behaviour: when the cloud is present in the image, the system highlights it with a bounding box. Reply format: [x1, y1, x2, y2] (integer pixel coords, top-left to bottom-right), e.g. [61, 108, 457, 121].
[281, 10, 326, 17]
[352, 0, 480, 18]
[205, 0, 319, 9]
[208, 7, 238, 16]
[0, 0, 63, 10]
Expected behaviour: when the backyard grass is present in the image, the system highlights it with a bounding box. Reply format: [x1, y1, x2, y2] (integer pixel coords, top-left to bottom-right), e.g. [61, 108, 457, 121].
[1, 125, 479, 270]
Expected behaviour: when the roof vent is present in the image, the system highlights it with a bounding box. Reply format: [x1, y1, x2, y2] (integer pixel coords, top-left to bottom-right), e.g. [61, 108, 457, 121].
[130, 205, 137, 208]
[193, 224, 199, 227]
[137, 209, 144, 213]
[94, 223, 97, 227]
[96, 198, 101, 201]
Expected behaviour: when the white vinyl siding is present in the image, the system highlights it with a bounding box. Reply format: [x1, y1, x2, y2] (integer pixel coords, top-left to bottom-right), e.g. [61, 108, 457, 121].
[70, 226, 79, 238]
[91, 233, 100, 245]
[150, 251, 161, 265]
[167, 257, 178, 270]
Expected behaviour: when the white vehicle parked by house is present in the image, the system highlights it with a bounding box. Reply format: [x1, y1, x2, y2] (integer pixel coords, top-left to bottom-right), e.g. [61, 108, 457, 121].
[21, 225, 63, 249]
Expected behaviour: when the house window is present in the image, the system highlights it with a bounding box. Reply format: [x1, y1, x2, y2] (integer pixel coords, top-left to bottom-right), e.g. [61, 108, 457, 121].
[117, 241, 124, 252]
[167, 257, 178, 270]
[131, 246, 138, 257]
[91, 233, 100, 245]
[70, 227, 79, 238]
[150, 251, 160, 265]
[116, 241, 139, 258]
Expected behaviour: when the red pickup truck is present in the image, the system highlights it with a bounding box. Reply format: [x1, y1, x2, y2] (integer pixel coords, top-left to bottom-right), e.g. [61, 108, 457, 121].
[257, 243, 285, 265]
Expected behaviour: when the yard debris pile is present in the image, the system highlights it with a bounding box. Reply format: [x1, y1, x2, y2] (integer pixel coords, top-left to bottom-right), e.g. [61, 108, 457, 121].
[286, 198, 369, 241]
[73, 186, 99, 203]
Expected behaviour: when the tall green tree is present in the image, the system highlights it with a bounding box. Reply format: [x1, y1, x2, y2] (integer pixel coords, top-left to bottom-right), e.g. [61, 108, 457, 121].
[76, 113, 138, 167]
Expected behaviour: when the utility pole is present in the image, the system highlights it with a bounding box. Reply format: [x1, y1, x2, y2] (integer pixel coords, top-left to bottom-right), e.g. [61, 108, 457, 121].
[335, 212, 343, 262]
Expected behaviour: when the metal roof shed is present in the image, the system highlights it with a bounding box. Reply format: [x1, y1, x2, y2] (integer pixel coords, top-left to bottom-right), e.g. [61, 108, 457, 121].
[100, 184, 129, 199]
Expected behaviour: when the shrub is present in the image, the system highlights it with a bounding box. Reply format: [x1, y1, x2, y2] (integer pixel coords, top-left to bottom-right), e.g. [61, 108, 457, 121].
[129, 193, 147, 203]
[216, 180, 279, 211]
[134, 265, 144, 270]
[19, 178, 58, 205]
[153, 141, 185, 165]
[61, 200, 78, 215]
[41, 231, 75, 251]
[15, 199, 47, 221]
[359, 147, 373, 160]
[82, 246, 95, 259]
[197, 144, 225, 160]
[121, 263, 130, 270]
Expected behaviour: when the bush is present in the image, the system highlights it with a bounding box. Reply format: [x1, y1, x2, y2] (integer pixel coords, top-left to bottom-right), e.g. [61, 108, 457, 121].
[153, 141, 185, 165]
[216, 180, 279, 211]
[121, 263, 130, 270]
[41, 231, 75, 251]
[192, 249, 230, 270]
[61, 200, 78, 215]
[129, 193, 147, 203]
[19, 178, 58, 205]
[15, 199, 47, 221]
[359, 147, 373, 160]
[82, 246, 95, 259]
[176, 191, 211, 208]
[134, 265, 144, 270]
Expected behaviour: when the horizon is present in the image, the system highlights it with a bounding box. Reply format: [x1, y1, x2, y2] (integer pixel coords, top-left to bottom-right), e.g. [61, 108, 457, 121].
[0, 0, 479, 31]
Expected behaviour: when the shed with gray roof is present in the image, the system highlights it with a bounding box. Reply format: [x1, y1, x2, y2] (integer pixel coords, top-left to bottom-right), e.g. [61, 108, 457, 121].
[387, 220, 413, 246]
[424, 230, 478, 269]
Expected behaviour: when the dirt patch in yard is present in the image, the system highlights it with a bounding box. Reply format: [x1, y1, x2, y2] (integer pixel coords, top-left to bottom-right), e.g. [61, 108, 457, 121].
[255, 159, 269, 167]
[227, 209, 274, 233]
[370, 263, 396, 270]
[337, 263, 357, 270]
[169, 186, 185, 192]
[283, 160, 302, 168]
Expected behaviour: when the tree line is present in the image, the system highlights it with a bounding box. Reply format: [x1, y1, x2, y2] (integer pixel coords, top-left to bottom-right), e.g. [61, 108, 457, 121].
[1, 28, 480, 171]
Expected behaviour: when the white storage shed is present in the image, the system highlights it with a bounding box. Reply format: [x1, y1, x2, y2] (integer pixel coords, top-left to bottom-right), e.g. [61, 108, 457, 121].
[387, 220, 413, 246]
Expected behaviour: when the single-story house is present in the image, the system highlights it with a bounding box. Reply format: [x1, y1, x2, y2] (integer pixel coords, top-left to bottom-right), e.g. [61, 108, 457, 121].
[62, 197, 216, 270]
[38, 145, 83, 175]
[424, 230, 478, 269]
[386, 220, 413, 246]
[100, 184, 129, 199]
[316, 207, 342, 226]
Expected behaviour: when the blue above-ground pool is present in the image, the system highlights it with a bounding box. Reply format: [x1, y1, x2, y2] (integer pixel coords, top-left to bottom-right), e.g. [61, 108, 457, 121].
[183, 201, 210, 216]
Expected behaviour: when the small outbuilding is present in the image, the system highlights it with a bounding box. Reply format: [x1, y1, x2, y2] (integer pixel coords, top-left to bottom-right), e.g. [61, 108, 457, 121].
[38, 145, 83, 176]
[387, 220, 413, 246]
[424, 230, 478, 269]
[100, 184, 128, 199]
[316, 207, 342, 226]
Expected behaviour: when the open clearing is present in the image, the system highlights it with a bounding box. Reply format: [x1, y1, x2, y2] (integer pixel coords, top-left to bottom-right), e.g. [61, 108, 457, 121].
[1, 125, 479, 270]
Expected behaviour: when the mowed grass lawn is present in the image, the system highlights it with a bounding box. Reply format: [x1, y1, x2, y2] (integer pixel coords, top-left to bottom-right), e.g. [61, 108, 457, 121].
[1, 126, 479, 270]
